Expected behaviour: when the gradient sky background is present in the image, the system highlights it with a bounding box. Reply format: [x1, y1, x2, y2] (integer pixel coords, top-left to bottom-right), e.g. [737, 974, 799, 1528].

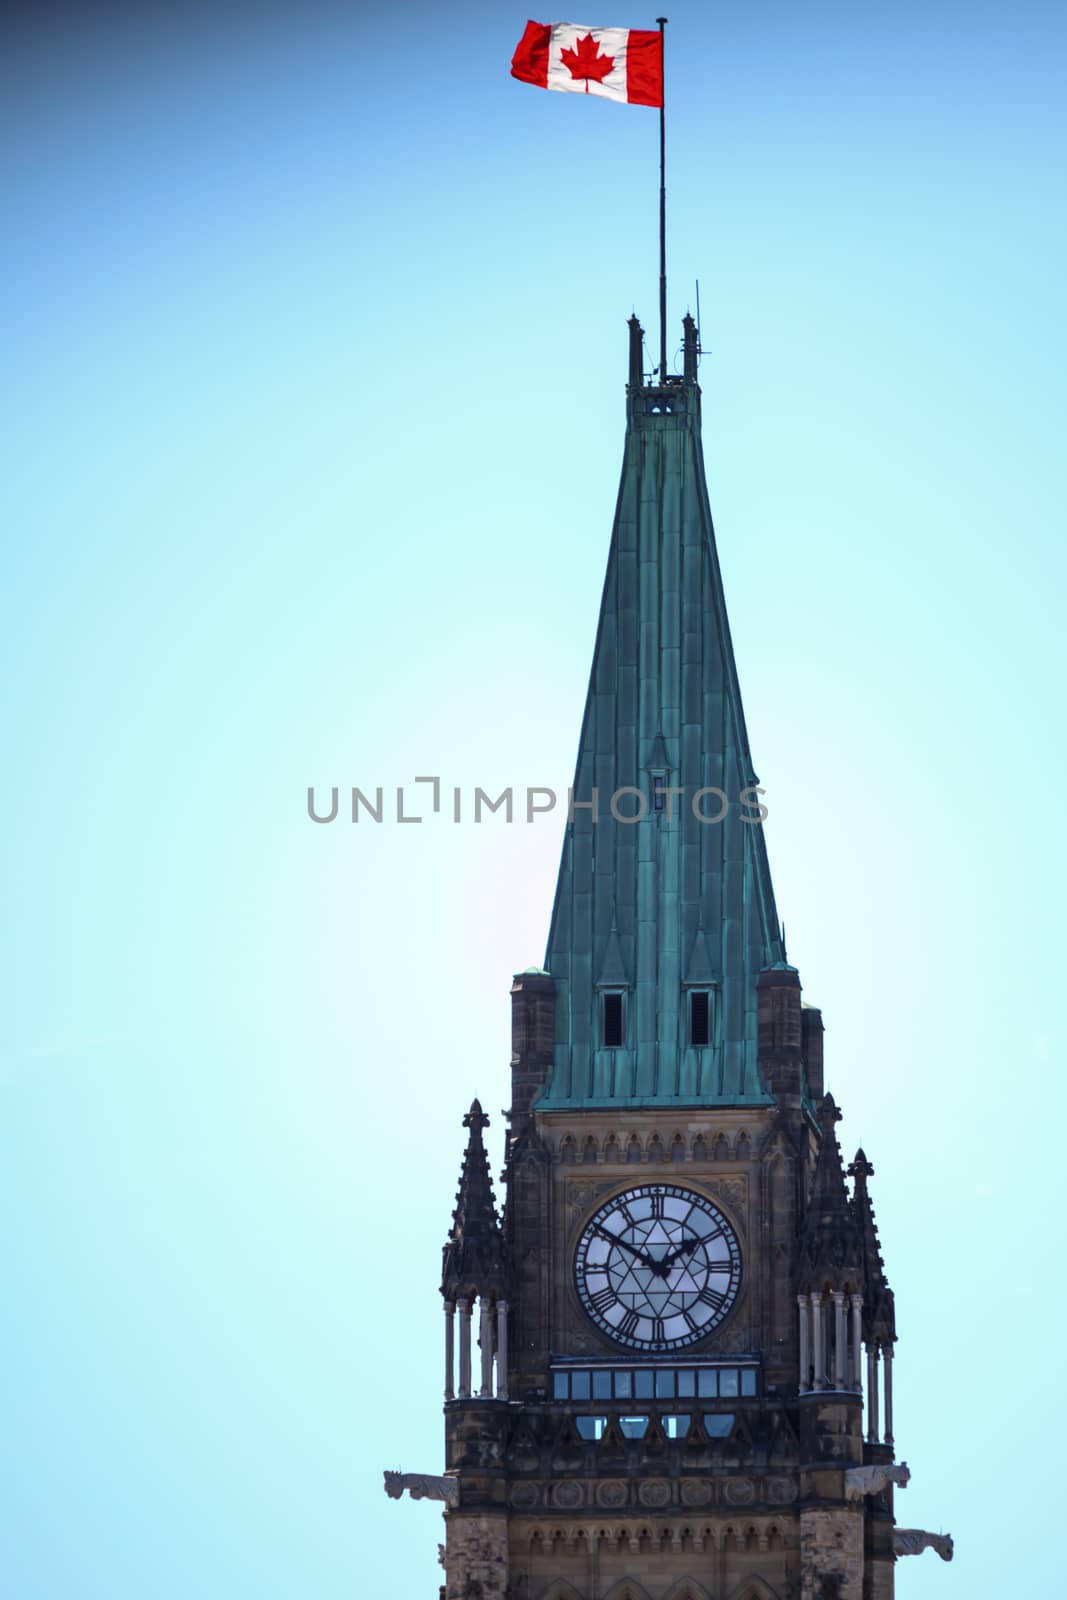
[4, 2, 1065, 1595]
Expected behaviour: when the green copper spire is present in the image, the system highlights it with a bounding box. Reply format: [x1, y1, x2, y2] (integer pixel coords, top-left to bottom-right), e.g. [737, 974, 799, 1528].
[539, 316, 785, 1108]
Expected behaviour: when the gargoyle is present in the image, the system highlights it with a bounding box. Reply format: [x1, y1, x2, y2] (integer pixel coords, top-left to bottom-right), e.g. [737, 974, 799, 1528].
[382, 1470, 459, 1507]
[843, 1461, 910, 1501]
[894, 1528, 953, 1561]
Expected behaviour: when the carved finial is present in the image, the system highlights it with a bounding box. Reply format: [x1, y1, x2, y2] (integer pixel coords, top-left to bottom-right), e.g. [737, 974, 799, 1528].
[817, 1092, 842, 1133]
[463, 1098, 489, 1134]
[443, 1095, 507, 1299]
[682, 312, 698, 383]
[848, 1148, 875, 1182]
[628, 315, 645, 388]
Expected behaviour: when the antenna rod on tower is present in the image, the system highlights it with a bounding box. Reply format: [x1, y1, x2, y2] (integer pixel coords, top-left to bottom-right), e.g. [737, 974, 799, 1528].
[657, 17, 668, 382]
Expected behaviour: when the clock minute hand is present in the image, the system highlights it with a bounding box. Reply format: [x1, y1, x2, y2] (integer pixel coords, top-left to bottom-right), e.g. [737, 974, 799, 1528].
[595, 1226, 657, 1271]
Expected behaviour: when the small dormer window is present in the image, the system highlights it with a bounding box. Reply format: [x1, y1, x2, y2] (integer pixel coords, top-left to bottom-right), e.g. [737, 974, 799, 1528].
[652, 773, 667, 812]
[690, 990, 711, 1047]
[602, 991, 625, 1048]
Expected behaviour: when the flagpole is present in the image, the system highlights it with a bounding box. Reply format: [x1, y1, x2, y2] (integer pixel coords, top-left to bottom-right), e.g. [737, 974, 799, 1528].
[657, 16, 667, 382]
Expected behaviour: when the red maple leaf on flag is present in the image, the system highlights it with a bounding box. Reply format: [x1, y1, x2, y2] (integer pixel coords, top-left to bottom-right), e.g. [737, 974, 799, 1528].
[560, 32, 616, 90]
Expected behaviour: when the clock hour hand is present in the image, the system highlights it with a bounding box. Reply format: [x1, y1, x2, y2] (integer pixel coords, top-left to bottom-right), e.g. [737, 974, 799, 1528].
[656, 1234, 701, 1274]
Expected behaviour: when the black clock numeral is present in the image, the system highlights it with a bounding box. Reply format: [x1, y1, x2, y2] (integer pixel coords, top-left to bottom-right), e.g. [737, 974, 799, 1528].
[649, 1192, 664, 1218]
[681, 1310, 698, 1333]
[589, 1286, 616, 1315]
[698, 1285, 726, 1311]
[650, 1317, 666, 1343]
[618, 1310, 639, 1340]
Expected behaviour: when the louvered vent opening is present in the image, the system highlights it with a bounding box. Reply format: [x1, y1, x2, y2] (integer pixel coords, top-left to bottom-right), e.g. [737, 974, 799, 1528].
[690, 990, 711, 1047]
[603, 992, 624, 1048]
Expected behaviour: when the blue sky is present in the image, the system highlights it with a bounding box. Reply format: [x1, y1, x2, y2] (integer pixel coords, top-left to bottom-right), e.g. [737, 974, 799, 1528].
[3, 2, 1065, 1595]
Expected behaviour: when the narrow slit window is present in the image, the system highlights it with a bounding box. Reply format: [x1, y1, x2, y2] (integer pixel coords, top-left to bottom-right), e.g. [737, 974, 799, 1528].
[690, 990, 711, 1046]
[603, 992, 625, 1048]
[652, 774, 667, 812]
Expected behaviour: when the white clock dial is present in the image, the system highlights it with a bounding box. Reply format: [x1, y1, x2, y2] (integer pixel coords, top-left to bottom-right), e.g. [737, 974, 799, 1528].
[574, 1183, 741, 1351]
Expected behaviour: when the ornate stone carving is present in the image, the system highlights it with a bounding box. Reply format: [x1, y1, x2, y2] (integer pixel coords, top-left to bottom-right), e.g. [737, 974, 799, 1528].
[383, 1470, 459, 1507]
[843, 1461, 909, 1501]
[767, 1475, 798, 1504]
[567, 1182, 595, 1216]
[509, 1482, 540, 1510]
[549, 1480, 584, 1509]
[723, 1477, 756, 1505]
[894, 1528, 954, 1561]
[707, 1175, 747, 1212]
[638, 1479, 671, 1507]
[442, 1515, 509, 1600]
[596, 1479, 628, 1507]
[679, 1479, 712, 1507]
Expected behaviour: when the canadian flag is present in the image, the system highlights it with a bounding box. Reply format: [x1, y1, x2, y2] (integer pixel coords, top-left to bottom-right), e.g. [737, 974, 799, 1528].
[511, 20, 663, 107]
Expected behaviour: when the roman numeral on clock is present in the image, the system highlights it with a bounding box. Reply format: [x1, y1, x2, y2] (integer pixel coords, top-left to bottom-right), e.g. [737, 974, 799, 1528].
[698, 1285, 726, 1311]
[649, 1192, 664, 1218]
[589, 1286, 616, 1315]
[618, 1310, 640, 1339]
[650, 1317, 666, 1342]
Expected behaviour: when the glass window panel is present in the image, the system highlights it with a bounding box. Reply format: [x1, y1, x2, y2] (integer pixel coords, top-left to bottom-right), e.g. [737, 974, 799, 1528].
[635, 1370, 654, 1399]
[663, 1414, 691, 1439]
[704, 1413, 734, 1438]
[620, 1416, 649, 1439]
[592, 1371, 612, 1400]
[720, 1368, 739, 1397]
[655, 1370, 676, 1399]
[614, 1370, 632, 1399]
[740, 1369, 757, 1396]
[698, 1369, 718, 1397]
[571, 1371, 591, 1400]
[575, 1416, 606, 1441]
[552, 1371, 569, 1399]
[677, 1369, 695, 1397]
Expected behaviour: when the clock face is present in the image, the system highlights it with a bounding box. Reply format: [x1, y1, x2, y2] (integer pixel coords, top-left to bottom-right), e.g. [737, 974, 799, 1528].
[574, 1183, 741, 1352]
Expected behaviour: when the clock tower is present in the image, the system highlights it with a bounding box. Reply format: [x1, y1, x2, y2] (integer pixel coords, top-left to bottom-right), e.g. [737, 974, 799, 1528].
[384, 317, 953, 1599]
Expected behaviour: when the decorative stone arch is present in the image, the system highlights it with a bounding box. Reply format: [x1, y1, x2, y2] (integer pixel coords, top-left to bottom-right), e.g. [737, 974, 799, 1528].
[542, 1583, 584, 1600]
[670, 1132, 686, 1162]
[625, 1133, 643, 1164]
[647, 1133, 665, 1164]
[663, 1581, 713, 1600]
[712, 1132, 729, 1162]
[735, 1130, 751, 1162]
[604, 1134, 622, 1163]
[692, 1133, 708, 1161]
[725, 1578, 782, 1600]
[580, 1134, 598, 1165]
[560, 1135, 577, 1165]
[602, 1582, 654, 1600]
